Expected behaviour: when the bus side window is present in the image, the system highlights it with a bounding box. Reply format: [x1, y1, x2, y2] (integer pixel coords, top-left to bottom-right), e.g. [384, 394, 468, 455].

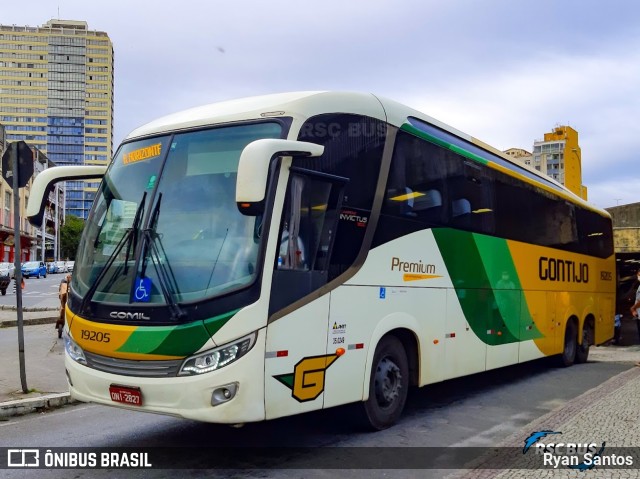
[452, 198, 471, 217]
[387, 187, 442, 218]
[414, 189, 442, 212]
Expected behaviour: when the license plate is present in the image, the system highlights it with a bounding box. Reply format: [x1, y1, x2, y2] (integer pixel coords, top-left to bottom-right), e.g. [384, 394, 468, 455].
[109, 385, 142, 406]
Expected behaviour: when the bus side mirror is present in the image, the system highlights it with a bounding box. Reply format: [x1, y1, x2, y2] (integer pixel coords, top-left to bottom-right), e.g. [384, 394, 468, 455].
[236, 139, 324, 215]
[26, 165, 107, 227]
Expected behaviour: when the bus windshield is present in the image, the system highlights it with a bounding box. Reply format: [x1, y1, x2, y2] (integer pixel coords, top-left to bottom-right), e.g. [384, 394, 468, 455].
[74, 122, 283, 307]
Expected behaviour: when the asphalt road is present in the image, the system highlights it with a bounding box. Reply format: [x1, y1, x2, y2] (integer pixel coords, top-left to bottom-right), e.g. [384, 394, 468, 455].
[0, 357, 632, 478]
[0, 274, 62, 310]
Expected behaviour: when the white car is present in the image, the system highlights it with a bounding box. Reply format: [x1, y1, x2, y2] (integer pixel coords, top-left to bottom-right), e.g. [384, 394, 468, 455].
[66, 261, 74, 272]
[0, 262, 15, 279]
[55, 261, 68, 273]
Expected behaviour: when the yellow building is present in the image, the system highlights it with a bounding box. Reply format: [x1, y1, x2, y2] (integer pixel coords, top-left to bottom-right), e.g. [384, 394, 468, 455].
[0, 19, 113, 219]
[532, 126, 588, 200]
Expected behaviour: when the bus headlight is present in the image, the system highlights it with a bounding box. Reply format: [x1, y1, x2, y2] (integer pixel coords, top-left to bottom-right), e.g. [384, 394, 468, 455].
[178, 332, 257, 376]
[64, 333, 87, 365]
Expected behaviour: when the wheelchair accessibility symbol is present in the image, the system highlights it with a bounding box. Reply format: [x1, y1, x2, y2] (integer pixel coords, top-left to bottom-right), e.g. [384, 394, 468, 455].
[134, 277, 152, 302]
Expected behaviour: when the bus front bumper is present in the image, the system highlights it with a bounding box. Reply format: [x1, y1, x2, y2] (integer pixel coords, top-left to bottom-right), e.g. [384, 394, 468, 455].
[65, 329, 266, 424]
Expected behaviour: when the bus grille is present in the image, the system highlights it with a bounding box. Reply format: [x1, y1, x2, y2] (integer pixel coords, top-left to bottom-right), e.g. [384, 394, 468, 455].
[84, 351, 183, 378]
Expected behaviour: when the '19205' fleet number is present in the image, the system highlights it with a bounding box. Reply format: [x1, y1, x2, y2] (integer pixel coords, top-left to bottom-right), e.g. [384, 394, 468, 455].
[80, 329, 111, 343]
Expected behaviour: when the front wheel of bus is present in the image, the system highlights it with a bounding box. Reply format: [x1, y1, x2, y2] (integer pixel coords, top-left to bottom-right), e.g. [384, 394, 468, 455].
[361, 335, 409, 430]
[559, 320, 577, 367]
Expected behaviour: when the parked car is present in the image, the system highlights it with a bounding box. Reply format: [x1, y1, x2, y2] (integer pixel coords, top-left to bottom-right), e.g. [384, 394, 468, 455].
[66, 261, 74, 272]
[47, 262, 57, 274]
[22, 261, 47, 278]
[55, 261, 68, 273]
[0, 262, 16, 279]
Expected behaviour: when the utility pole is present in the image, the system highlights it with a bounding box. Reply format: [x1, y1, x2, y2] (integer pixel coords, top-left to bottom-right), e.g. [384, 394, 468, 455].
[54, 184, 59, 261]
[41, 221, 45, 261]
[11, 143, 28, 393]
[2, 140, 35, 394]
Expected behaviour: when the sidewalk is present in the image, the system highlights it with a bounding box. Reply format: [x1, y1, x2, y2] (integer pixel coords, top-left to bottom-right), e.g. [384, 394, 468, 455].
[0, 307, 75, 417]
[446, 350, 640, 478]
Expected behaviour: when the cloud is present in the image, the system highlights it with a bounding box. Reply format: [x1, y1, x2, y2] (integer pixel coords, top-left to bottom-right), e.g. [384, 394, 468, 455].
[2, 0, 640, 209]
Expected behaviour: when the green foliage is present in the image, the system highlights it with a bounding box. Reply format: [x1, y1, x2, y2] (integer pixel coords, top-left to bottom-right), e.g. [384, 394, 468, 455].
[60, 215, 85, 260]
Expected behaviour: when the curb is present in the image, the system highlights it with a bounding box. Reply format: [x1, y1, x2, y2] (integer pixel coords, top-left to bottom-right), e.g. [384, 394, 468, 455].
[0, 305, 59, 312]
[0, 392, 77, 419]
[0, 316, 59, 328]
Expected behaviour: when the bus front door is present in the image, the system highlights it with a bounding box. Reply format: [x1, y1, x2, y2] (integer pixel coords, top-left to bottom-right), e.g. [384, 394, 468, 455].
[264, 169, 346, 420]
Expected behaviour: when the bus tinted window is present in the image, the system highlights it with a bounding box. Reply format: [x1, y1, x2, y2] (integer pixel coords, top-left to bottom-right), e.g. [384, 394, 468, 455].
[382, 131, 494, 235]
[296, 114, 385, 211]
[376, 129, 612, 259]
[296, 114, 386, 276]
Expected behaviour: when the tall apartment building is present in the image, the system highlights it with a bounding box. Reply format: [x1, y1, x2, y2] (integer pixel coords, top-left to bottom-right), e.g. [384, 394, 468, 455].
[532, 125, 587, 200]
[0, 121, 65, 262]
[506, 126, 588, 200]
[0, 19, 113, 219]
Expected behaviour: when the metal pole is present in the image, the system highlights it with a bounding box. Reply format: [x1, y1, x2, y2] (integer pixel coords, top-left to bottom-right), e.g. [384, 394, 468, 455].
[11, 142, 28, 393]
[54, 184, 59, 261]
[41, 221, 45, 262]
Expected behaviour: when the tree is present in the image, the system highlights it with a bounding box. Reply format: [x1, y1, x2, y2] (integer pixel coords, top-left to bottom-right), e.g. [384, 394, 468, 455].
[60, 215, 85, 260]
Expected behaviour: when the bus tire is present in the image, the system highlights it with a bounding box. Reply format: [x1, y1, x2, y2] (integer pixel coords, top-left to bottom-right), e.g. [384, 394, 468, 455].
[361, 335, 409, 430]
[575, 321, 592, 364]
[559, 320, 577, 367]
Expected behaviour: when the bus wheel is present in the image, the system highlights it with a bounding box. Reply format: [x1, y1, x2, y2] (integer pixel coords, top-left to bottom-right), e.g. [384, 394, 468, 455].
[559, 320, 577, 367]
[361, 335, 409, 430]
[575, 321, 593, 364]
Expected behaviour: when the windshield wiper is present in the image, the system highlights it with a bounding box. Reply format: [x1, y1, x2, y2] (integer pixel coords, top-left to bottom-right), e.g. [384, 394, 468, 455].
[205, 228, 229, 291]
[140, 194, 186, 320]
[123, 191, 147, 275]
[80, 192, 147, 316]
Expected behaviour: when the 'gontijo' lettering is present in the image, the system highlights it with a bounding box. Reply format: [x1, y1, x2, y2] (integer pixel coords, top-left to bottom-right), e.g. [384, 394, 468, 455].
[539, 257, 589, 283]
[123, 143, 162, 164]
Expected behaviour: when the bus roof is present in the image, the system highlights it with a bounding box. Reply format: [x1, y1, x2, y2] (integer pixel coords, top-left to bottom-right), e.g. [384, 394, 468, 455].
[125, 91, 607, 217]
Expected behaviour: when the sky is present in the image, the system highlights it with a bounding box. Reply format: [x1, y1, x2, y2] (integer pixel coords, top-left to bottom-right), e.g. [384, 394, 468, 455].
[3, 0, 639, 209]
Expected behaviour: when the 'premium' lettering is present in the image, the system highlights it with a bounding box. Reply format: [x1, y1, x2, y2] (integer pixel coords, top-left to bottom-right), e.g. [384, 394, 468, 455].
[391, 257, 436, 274]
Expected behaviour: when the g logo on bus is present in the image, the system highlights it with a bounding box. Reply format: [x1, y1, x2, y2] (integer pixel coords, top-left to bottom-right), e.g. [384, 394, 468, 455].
[274, 354, 339, 402]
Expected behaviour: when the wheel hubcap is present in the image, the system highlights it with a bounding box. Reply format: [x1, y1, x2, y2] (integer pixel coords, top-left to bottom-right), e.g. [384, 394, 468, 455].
[374, 357, 402, 408]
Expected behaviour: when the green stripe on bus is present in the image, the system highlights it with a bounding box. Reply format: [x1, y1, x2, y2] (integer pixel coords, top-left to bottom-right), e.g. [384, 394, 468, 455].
[118, 321, 211, 356]
[401, 124, 489, 166]
[149, 321, 213, 356]
[432, 229, 518, 345]
[203, 309, 240, 336]
[472, 234, 542, 341]
[116, 326, 179, 355]
[151, 309, 239, 356]
[116, 310, 239, 357]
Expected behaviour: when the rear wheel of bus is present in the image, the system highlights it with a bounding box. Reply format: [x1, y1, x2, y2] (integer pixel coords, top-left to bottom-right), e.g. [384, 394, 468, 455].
[361, 335, 409, 430]
[575, 319, 593, 364]
[558, 319, 577, 367]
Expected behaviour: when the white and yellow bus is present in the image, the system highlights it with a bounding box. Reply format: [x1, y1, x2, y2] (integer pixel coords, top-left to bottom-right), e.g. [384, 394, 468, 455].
[28, 91, 615, 430]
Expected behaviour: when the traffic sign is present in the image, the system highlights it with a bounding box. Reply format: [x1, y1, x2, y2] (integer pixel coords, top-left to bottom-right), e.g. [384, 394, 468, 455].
[2, 140, 34, 188]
